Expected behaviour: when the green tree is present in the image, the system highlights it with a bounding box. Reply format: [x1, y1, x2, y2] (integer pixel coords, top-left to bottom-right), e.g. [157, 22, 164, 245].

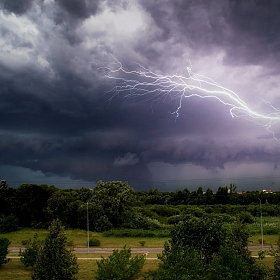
[11, 184, 56, 227]
[32, 219, 78, 280]
[149, 242, 207, 280]
[0, 237, 10, 267]
[94, 246, 145, 280]
[91, 181, 134, 228]
[19, 233, 42, 267]
[271, 234, 280, 279]
[152, 217, 268, 280]
[77, 202, 112, 232]
[215, 186, 229, 204]
[209, 247, 252, 280]
[46, 190, 80, 228]
[0, 180, 14, 216]
[171, 217, 227, 263]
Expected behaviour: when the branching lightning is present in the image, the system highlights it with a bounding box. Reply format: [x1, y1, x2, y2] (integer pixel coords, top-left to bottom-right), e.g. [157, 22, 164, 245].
[100, 58, 280, 139]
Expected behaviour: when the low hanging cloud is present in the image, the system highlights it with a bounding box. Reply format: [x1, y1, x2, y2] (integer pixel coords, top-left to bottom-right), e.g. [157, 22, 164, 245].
[113, 152, 139, 167]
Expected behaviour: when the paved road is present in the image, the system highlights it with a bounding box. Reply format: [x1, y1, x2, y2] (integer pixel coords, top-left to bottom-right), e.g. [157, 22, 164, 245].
[9, 246, 276, 254]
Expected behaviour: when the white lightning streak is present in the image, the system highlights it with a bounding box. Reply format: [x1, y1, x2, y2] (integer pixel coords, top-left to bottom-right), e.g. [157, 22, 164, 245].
[100, 58, 280, 139]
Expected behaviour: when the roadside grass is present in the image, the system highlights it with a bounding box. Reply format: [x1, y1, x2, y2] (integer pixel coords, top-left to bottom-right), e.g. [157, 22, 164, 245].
[248, 216, 280, 236]
[0, 228, 168, 248]
[0, 256, 274, 280]
[249, 234, 278, 246]
[1, 255, 160, 280]
[2, 228, 278, 248]
[0, 259, 32, 280]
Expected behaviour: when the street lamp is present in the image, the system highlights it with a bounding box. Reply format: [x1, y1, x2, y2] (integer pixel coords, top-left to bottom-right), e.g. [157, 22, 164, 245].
[87, 201, 89, 253]
[258, 198, 263, 250]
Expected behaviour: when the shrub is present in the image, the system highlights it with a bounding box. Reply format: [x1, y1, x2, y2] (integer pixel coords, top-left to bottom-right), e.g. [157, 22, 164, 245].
[238, 212, 254, 224]
[19, 234, 42, 267]
[94, 246, 145, 280]
[139, 241, 146, 247]
[0, 238, 10, 267]
[167, 215, 184, 225]
[21, 239, 29, 245]
[89, 238, 101, 247]
[258, 250, 266, 260]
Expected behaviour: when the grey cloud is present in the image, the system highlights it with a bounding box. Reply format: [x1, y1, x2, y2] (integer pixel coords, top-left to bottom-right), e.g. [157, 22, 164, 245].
[0, 0, 34, 15]
[140, 0, 280, 67]
[55, 0, 100, 19]
[113, 152, 139, 167]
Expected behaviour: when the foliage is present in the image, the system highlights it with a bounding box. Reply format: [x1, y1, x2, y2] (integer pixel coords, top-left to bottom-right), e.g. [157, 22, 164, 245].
[208, 246, 266, 280]
[19, 233, 42, 267]
[270, 234, 280, 279]
[32, 219, 78, 280]
[239, 211, 255, 224]
[46, 190, 80, 228]
[258, 250, 266, 260]
[0, 237, 10, 267]
[91, 181, 134, 228]
[149, 217, 269, 280]
[171, 217, 227, 263]
[0, 215, 19, 233]
[89, 238, 101, 247]
[149, 243, 207, 280]
[77, 202, 112, 232]
[94, 245, 145, 280]
[10, 184, 56, 227]
[139, 241, 146, 246]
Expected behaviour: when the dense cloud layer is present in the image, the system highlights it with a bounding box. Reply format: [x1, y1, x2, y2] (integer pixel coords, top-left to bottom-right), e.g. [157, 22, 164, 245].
[0, 0, 280, 190]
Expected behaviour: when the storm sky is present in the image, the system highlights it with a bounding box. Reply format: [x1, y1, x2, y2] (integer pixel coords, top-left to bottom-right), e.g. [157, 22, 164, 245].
[1, 0, 280, 191]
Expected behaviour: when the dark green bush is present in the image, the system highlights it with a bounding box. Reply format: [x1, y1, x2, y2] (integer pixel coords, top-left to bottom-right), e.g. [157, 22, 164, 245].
[19, 233, 42, 267]
[21, 239, 29, 245]
[238, 212, 254, 224]
[89, 238, 101, 247]
[0, 238, 10, 267]
[264, 227, 279, 235]
[0, 215, 19, 233]
[122, 212, 154, 230]
[139, 241, 146, 246]
[167, 215, 184, 225]
[94, 246, 145, 280]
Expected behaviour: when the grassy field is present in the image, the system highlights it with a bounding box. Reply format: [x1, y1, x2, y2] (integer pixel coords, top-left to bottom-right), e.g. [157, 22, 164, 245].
[0, 252, 275, 280]
[0, 253, 160, 280]
[1, 227, 278, 248]
[0, 228, 168, 248]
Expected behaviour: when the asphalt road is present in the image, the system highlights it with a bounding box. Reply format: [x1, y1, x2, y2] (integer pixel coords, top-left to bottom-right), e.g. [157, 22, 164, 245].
[9, 246, 275, 254]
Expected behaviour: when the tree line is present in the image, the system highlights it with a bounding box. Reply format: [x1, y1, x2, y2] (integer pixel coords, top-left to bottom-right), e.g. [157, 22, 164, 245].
[0, 179, 279, 232]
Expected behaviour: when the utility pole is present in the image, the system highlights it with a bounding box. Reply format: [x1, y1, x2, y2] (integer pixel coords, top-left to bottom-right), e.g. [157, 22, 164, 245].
[258, 198, 263, 250]
[87, 201, 89, 253]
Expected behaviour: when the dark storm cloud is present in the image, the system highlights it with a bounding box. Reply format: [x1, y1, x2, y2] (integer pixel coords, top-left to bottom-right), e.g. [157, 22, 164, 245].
[0, 0, 34, 15]
[55, 0, 100, 19]
[140, 0, 280, 66]
[0, 0, 280, 190]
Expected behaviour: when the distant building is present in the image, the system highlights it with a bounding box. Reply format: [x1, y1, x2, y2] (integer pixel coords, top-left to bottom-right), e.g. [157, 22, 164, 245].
[237, 190, 246, 194]
[262, 189, 273, 194]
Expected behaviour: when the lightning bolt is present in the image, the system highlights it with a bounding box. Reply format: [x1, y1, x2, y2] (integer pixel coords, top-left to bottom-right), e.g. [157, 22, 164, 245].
[100, 58, 280, 139]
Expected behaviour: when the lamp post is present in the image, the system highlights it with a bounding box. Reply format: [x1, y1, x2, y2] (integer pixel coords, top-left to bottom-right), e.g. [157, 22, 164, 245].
[258, 198, 263, 250]
[87, 201, 89, 253]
